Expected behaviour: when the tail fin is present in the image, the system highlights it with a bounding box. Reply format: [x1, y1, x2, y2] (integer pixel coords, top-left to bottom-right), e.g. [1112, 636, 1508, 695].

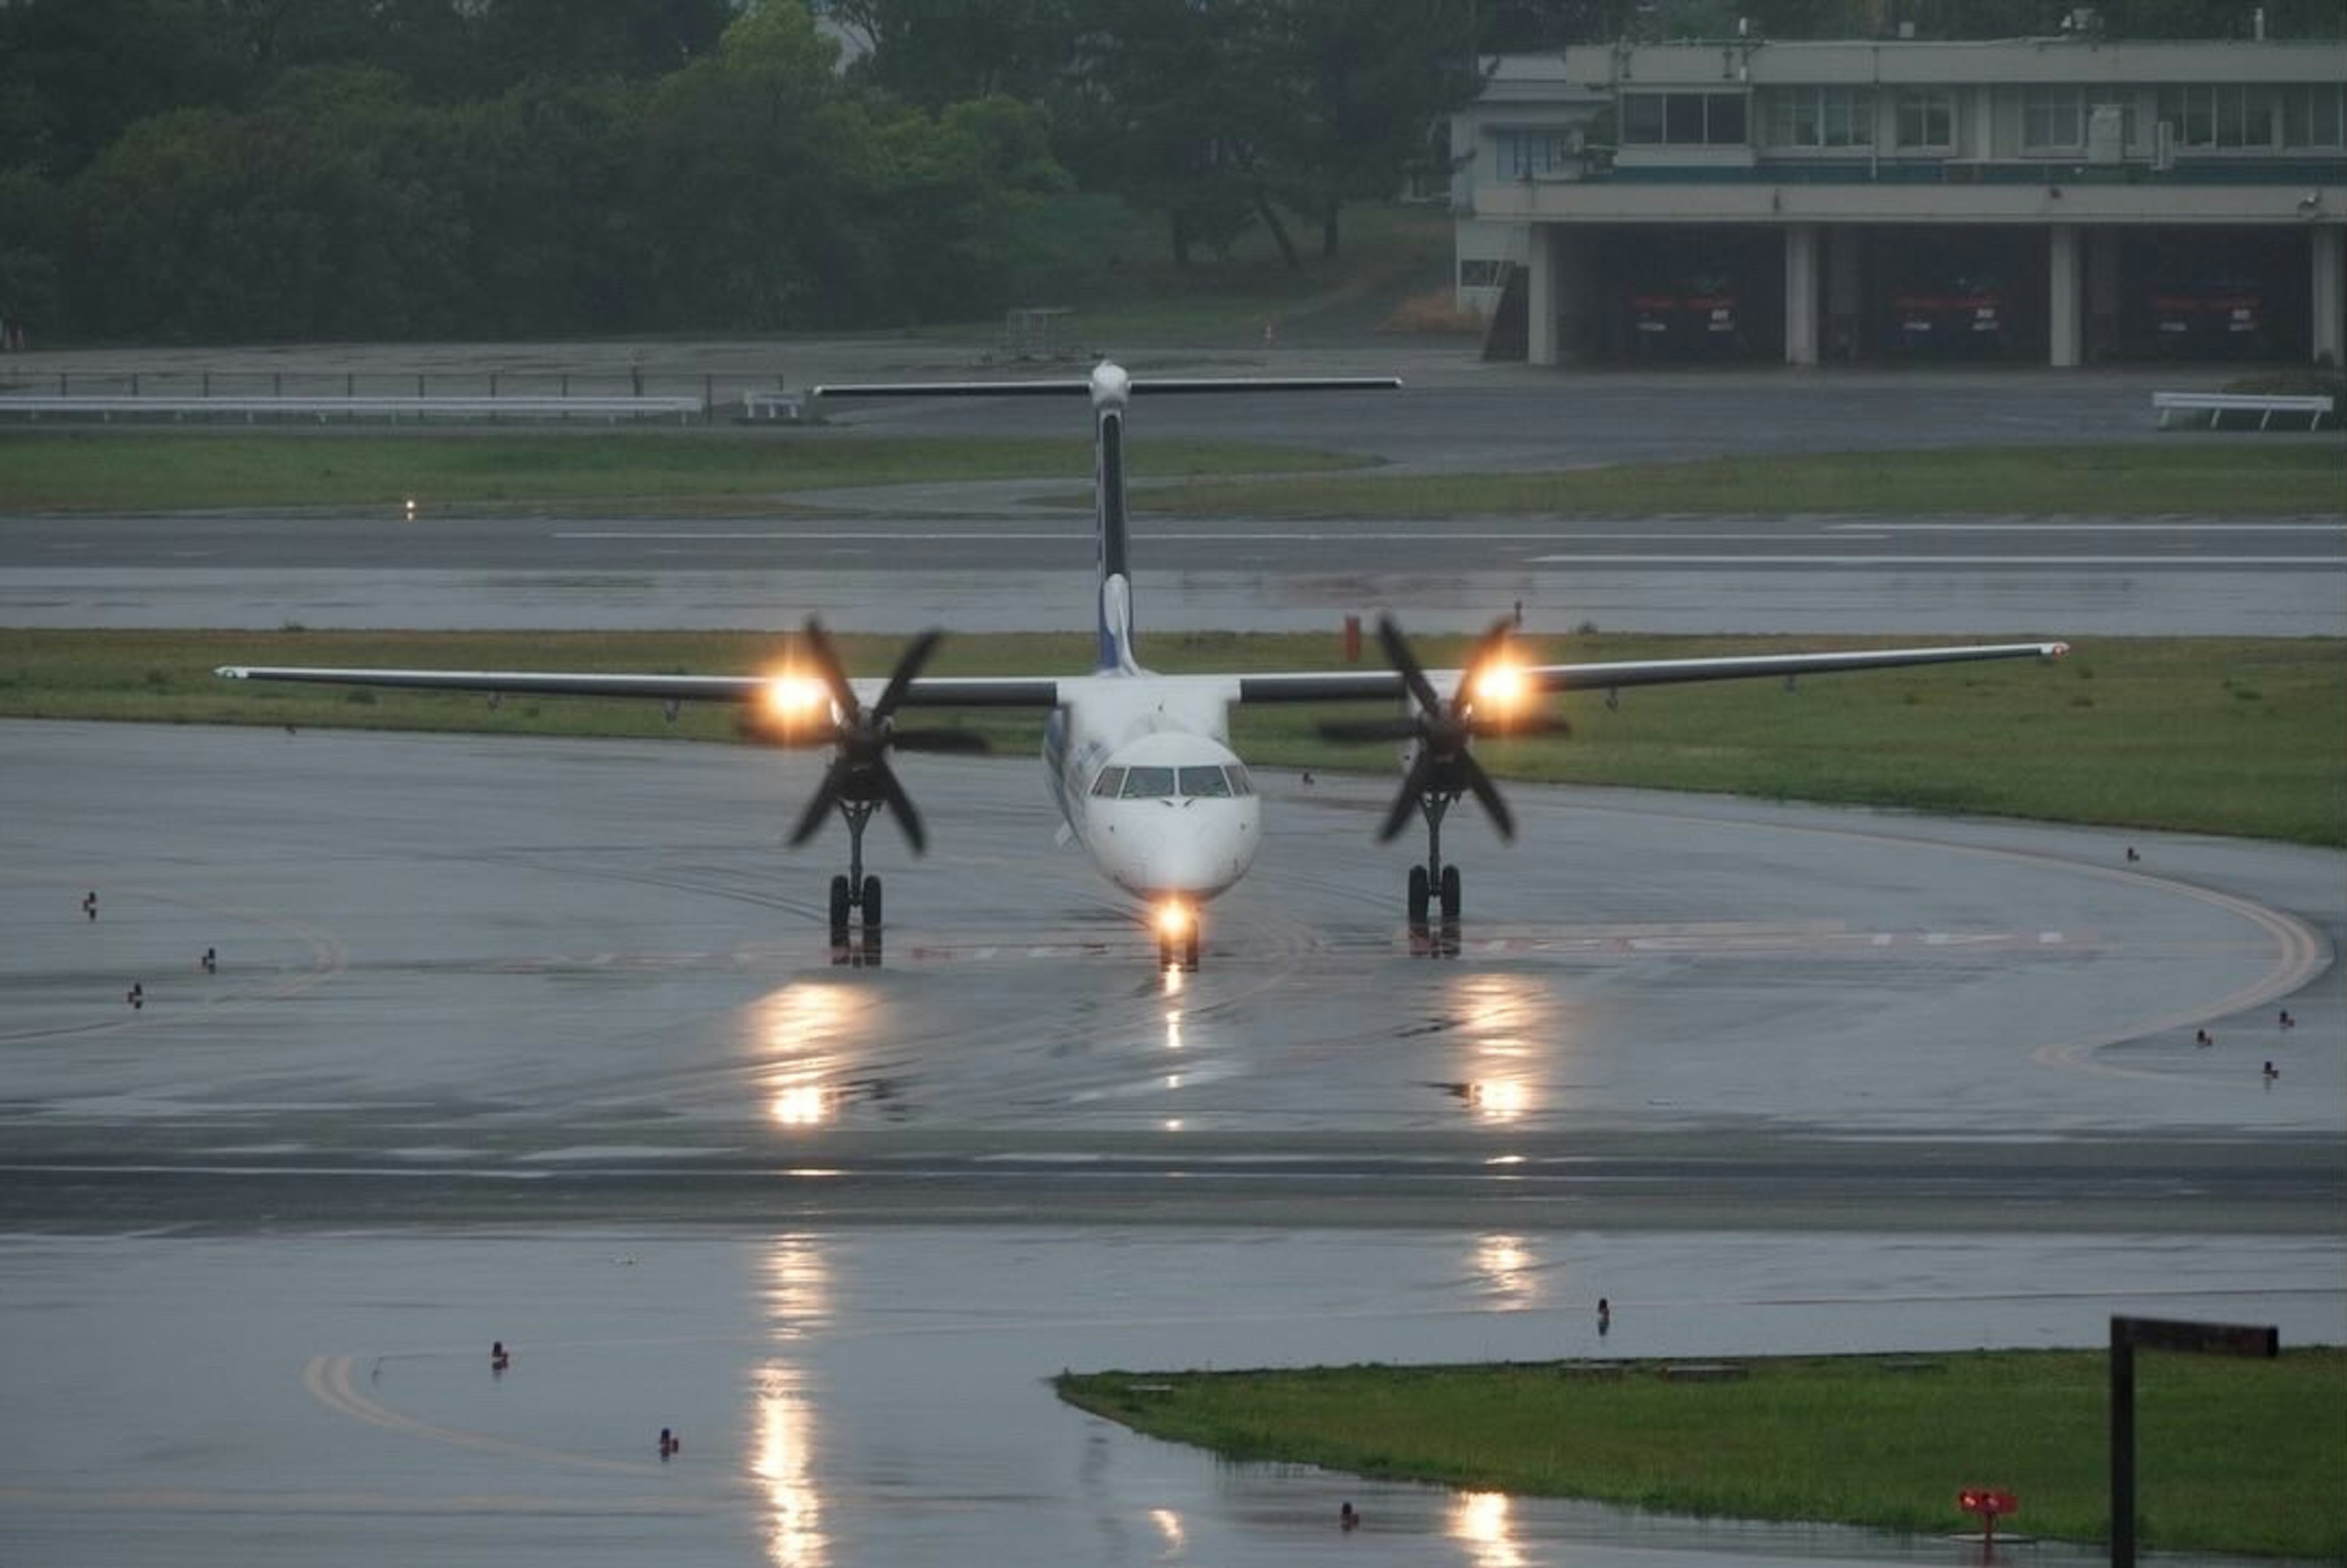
[812, 362, 1400, 678]
[1090, 364, 1140, 673]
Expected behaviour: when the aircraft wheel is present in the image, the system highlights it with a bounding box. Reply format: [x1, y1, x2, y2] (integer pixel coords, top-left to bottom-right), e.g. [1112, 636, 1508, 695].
[1440, 865, 1461, 921]
[828, 874, 851, 940]
[1406, 865, 1430, 925]
[1183, 932, 1200, 972]
[861, 874, 882, 931]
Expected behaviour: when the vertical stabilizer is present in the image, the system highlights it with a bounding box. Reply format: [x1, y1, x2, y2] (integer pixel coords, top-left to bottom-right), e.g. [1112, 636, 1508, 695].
[1090, 362, 1142, 673]
[810, 361, 1398, 680]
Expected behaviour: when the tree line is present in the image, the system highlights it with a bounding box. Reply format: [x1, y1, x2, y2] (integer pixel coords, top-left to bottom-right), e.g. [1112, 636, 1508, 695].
[2, 0, 2333, 346]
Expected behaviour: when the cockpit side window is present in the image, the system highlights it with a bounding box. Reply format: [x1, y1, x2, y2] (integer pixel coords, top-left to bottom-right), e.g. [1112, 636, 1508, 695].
[1224, 764, 1254, 796]
[1090, 765, 1128, 798]
[1120, 765, 1177, 799]
[1177, 764, 1233, 799]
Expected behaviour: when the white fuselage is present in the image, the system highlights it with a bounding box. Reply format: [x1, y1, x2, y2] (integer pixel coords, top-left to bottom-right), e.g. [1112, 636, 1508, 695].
[1043, 672, 1262, 904]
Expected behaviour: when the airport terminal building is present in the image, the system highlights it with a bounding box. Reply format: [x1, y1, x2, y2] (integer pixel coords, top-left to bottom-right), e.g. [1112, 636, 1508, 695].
[1452, 32, 2347, 366]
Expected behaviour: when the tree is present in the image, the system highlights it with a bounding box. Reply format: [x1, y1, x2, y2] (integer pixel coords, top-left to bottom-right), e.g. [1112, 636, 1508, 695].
[1263, 0, 1478, 259]
[829, 0, 1081, 109]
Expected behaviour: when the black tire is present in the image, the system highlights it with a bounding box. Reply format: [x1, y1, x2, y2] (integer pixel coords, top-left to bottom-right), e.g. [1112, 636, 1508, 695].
[1183, 932, 1200, 972]
[1440, 865, 1461, 921]
[1407, 865, 1430, 925]
[828, 874, 851, 940]
[861, 874, 882, 931]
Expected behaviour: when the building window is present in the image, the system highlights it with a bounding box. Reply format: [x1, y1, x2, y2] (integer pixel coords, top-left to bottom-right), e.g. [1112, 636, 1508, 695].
[1768, 87, 1875, 149]
[2158, 84, 2286, 150]
[1622, 92, 1748, 147]
[1496, 129, 1577, 177]
[2281, 83, 2344, 148]
[1459, 258, 1508, 288]
[1894, 88, 1953, 150]
[2027, 86, 2103, 151]
[2021, 86, 2086, 151]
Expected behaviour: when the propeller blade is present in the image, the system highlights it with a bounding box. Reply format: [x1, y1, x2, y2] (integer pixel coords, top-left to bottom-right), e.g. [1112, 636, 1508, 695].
[873, 761, 928, 855]
[1467, 713, 1570, 741]
[737, 713, 837, 747]
[1376, 752, 1436, 844]
[890, 727, 991, 755]
[800, 618, 861, 720]
[788, 763, 842, 847]
[1317, 716, 1421, 744]
[1376, 615, 1444, 717]
[1455, 617, 1517, 710]
[872, 628, 943, 720]
[1459, 752, 1517, 841]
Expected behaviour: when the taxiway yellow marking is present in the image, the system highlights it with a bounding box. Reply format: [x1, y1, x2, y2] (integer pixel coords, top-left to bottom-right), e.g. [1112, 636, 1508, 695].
[301, 1353, 665, 1477]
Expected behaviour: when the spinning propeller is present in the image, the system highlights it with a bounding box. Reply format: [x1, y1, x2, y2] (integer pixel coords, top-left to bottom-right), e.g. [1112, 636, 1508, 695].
[760, 620, 988, 855]
[1318, 615, 1563, 844]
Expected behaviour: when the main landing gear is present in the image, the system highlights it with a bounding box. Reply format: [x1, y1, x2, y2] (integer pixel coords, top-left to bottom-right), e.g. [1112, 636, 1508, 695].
[1320, 616, 1560, 956]
[826, 809, 884, 967]
[823, 797, 886, 945]
[1403, 807, 1465, 926]
[1405, 805, 1465, 961]
[759, 620, 986, 964]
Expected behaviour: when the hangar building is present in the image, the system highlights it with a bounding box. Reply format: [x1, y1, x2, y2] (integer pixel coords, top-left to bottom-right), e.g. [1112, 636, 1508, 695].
[1452, 32, 2347, 367]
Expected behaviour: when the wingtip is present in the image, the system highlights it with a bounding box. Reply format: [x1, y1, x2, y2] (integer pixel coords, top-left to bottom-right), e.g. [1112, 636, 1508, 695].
[2046, 641, 2071, 659]
[213, 665, 248, 680]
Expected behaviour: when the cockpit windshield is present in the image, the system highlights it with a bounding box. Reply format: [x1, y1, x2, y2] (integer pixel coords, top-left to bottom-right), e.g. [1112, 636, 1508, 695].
[1122, 766, 1178, 798]
[1177, 765, 1232, 798]
[1103, 763, 1255, 800]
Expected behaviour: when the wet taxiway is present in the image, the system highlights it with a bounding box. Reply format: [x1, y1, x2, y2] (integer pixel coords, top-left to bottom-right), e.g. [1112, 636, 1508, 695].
[6, 352, 2339, 638]
[2, 720, 2340, 1566]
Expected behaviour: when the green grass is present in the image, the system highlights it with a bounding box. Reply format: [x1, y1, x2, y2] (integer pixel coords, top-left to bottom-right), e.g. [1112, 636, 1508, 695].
[1123, 443, 2347, 518]
[4, 630, 2340, 846]
[0, 432, 1365, 512]
[1057, 1349, 2347, 1559]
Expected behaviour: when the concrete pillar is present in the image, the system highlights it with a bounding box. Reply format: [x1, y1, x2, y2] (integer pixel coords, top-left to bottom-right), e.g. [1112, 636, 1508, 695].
[1527, 224, 1559, 367]
[2313, 224, 2345, 368]
[1560, 230, 1601, 362]
[1826, 226, 1863, 362]
[2047, 222, 2081, 368]
[1783, 224, 1820, 367]
[2086, 228, 2122, 364]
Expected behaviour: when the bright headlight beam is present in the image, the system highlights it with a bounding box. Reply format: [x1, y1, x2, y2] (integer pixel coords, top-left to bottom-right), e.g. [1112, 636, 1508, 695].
[1471, 659, 1527, 712]
[763, 672, 830, 724]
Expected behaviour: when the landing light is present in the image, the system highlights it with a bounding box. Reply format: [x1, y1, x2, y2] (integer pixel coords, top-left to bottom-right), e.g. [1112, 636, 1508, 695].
[763, 672, 830, 725]
[1155, 899, 1192, 939]
[1471, 659, 1528, 713]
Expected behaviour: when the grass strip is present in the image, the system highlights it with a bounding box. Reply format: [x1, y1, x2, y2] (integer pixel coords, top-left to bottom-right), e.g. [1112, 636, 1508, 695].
[3, 630, 2339, 846]
[1123, 443, 2347, 518]
[1056, 1349, 2347, 1559]
[0, 432, 1364, 512]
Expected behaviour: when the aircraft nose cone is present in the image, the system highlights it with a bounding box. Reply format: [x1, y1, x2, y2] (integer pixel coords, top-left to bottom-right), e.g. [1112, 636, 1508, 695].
[1122, 801, 1258, 896]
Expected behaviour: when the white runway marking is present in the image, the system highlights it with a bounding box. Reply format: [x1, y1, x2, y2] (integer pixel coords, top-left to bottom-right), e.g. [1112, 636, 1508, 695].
[1526, 552, 2341, 566]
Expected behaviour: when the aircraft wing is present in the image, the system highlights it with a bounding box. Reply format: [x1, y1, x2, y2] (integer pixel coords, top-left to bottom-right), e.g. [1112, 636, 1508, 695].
[1232, 640, 2068, 705]
[212, 665, 1065, 709]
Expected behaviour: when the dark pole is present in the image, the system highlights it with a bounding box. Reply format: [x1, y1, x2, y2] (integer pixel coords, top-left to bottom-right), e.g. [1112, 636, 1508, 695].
[2110, 1321, 2136, 1568]
[2109, 1317, 2276, 1568]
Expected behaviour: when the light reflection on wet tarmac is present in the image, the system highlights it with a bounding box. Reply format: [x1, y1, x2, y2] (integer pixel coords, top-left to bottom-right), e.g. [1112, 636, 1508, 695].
[3, 721, 2340, 1565]
[1, 1228, 2338, 1567]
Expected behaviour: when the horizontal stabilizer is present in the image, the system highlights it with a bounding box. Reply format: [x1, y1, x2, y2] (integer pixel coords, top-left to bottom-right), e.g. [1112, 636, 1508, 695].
[813, 375, 1402, 400]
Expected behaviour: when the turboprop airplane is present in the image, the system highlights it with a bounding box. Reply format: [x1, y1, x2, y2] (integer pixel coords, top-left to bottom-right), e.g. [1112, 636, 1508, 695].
[217, 360, 2066, 969]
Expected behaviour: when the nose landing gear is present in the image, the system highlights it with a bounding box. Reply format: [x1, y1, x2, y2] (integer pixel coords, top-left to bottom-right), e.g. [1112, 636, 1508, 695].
[1154, 902, 1202, 972]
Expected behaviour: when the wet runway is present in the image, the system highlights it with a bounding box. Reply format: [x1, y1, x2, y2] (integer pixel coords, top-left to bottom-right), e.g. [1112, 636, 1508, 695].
[6, 350, 2340, 637]
[2, 721, 2340, 1566]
